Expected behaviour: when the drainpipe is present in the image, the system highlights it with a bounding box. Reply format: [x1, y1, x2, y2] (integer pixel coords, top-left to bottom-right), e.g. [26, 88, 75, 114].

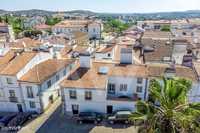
[144, 78, 149, 101]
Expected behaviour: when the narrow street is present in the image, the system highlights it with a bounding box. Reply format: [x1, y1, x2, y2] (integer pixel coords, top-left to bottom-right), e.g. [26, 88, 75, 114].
[18, 98, 61, 133]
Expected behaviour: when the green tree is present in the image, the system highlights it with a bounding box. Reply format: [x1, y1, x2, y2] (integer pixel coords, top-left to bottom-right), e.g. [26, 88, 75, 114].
[104, 19, 131, 34]
[5, 15, 9, 23]
[12, 17, 25, 36]
[45, 16, 62, 26]
[161, 25, 171, 32]
[130, 78, 200, 133]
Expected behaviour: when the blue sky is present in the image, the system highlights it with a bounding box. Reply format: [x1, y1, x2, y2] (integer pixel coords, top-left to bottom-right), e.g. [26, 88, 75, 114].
[1, 0, 200, 13]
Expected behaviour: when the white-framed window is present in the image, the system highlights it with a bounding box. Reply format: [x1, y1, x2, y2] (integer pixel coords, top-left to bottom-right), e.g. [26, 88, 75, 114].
[137, 78, 143, 84]
[69, 90, 77, 99]
[47, 80, 52, 88]
[56, 74, 60, 81]
[6, 78, 13, 84]
[29, 101, 36, 108]
[120, 84, 127, 91]
[0, 89, 4, 97]
[108, 83, 115, 94]
[27, 86, 34, 98]
[63, 69, 67, 76]
[136, 86, 143, 93]
[85, 91, 92, 100]
[9, 90, 15, 97]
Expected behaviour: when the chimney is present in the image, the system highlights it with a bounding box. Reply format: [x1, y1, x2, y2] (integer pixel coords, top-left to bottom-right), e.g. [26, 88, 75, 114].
[120, 48, 133, 64]
[79, 52, 92, 68]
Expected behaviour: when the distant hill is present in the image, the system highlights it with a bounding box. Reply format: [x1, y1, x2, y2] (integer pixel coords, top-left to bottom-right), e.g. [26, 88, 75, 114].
[0, 9, 96, 17]
[0, 9, 200, 19]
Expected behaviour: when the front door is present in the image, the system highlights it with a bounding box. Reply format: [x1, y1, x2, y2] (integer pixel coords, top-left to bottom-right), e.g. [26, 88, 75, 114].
[49, 95, 54, 104]
[17, 104, 23, 112]
[72, 104, 79, 115]
[107, 105, 113, 114]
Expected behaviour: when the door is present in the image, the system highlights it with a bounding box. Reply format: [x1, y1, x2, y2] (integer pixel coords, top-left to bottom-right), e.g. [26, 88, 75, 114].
[49, 95, 54, 104]
[72, 104, 79, 115]
[17, 104, 23, 112]
[107, 105, 113, 114]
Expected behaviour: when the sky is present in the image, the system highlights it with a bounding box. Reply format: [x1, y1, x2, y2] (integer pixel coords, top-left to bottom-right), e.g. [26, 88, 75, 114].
[0, 0, 200, 13]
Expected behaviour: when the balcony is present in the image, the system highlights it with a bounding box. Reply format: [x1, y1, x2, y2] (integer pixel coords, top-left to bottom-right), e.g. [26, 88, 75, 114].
[107, 93, 141, 102]
[9, 97, 18, 103]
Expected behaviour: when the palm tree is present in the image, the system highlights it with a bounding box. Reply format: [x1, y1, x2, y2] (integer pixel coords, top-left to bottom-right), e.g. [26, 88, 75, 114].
[130, 78, 200, 133]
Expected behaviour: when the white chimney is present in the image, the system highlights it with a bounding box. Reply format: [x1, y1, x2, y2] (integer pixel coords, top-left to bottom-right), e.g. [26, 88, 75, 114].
[79, 52, 92, 68]
[120, 48, 133, 64]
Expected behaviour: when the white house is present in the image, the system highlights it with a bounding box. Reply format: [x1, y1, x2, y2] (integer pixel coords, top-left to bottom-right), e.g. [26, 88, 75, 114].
[52, 20, 103, 39]
[137, 20, 171, 30]
[19, 59, 75, 113]
[0, 51, 52, 112]
[60, 49, 149, 115]
[95, 44, 116, 60]
[24, 16, 46, 29]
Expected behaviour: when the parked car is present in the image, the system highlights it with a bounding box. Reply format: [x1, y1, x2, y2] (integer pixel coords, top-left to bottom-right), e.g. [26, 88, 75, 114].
[107, 110, 132, 124]
[0, 113, 17, 128]
[77, 112, 103, 124]
[7, 112, 33, 131]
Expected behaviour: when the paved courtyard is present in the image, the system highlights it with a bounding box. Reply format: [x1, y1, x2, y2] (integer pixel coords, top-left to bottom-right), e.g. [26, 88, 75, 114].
[37, 104, 138, 133]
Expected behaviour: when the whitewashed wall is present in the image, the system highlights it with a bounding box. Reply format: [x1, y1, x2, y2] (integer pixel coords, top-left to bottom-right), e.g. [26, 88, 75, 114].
[88, 24, 101, 39]
[106, 100, 136, 112]
[108, 76, 147, 100]
[95, 48, 115, 60]
[63, 88, 107, 113]
[0, 75, 25, 112]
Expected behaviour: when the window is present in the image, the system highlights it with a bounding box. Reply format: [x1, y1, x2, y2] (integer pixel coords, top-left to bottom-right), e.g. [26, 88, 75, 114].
[6, 78, 13, 84]
[120, 84, 127, 91]
[69, 90, 77, 99]
[0, 89, 4, 97]
[93, 28, 96, 32]
[108, 83, 115, 94]
[85, 91, 92, 100]
[56, 75, 60, 81]
[29, 101, 36, 108]
[9, 90, 15, 97]
[47, 80, 52, 88]
[136, 86, 143, 93]
[137, 78, 143, 84]
[63, 69, 67, 76]
[27, 86, 34, 98]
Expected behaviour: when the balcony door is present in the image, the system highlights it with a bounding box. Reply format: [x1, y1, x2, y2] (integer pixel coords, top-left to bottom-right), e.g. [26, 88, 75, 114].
[107, 105, 113, 114]
[72, 104, 79, 115]
[17, 104, 23, 112]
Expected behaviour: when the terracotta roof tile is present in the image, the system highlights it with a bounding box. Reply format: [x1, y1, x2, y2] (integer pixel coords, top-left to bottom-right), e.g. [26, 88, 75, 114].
[61, 61, 148, 89]
[60, 62, 115, 89]
[148, 64, 198, 82]
[142, 39, 173, 62]
[19, 59, 74, 84]
[0, 52, 37, 76]
[109, 64, 148, 77]
[10, 38, 42, 49]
